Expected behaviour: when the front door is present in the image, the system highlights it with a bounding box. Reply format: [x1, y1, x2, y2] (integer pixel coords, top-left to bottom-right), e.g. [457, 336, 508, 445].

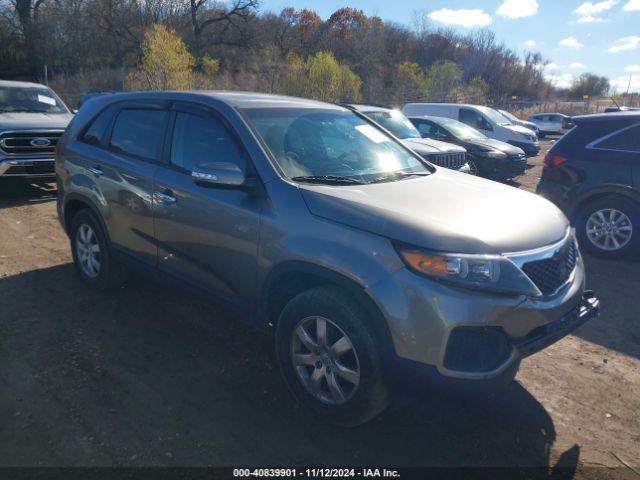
[152, 103, 263, 307]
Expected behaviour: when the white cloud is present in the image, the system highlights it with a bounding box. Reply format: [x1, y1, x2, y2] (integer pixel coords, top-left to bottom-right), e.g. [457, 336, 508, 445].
[524, 39, 537, 47]
[559, 36, 584, 48]
[625, 65, 640, 72]
[574, 0, 618, 16]
[623, 0, 640, 10]
[609, 36, 640, 52]
[497, 0, 538, 18]
[427, 8, 493, 27]
[546, 73, 575, 89]
[545, 63, 561, 71]
[610, 75, 640, 93]
[576, 14, 610, 22]
[570, 62, 586, 68]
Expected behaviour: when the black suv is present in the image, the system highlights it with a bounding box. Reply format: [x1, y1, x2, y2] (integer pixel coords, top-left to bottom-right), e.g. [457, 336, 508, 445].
[537, 112, 640, 258]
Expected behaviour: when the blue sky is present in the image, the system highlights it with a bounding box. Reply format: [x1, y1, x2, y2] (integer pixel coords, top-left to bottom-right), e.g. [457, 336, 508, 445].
[265, 0, 640, 92]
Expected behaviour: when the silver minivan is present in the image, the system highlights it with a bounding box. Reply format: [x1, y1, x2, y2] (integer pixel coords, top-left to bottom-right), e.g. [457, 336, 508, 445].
[56, 92, 599, 426]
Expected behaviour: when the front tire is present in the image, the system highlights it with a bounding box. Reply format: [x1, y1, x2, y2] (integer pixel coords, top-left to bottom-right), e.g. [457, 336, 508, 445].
[70, 209, 125, 290]
[576, 196, 639, 258]
[275, 286, 390, 427]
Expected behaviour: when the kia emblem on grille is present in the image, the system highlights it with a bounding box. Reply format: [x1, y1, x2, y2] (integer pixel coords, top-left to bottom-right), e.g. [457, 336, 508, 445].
[30, 137, 51, 147]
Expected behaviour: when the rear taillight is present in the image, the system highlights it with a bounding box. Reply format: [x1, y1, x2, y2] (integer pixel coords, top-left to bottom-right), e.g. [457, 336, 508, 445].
[543, 153, 567, 168]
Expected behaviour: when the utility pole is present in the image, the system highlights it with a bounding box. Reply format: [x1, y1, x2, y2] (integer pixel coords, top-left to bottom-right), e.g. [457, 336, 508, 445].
[626, 75, 632, 96]
[44, 65, 48, 85]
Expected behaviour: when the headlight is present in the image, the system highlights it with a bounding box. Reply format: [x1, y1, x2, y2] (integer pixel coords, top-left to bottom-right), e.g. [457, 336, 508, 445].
[396, 246, 539, 296]
[477, 150, 506, 159]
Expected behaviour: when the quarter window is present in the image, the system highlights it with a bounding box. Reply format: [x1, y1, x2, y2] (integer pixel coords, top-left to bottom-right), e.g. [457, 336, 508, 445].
[594, 125, 640, 153]
[109, 109, 168, 160]
[80, 106, 117, 146]
[170, 112, 245, 173]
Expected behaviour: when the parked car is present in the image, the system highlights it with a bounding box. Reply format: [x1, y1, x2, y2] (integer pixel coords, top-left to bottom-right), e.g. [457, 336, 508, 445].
[402, 103, 540, 157]
[79, 91, 114, 108]
[57, 91, 600, 426]
[604, 106, 640, 113]
[537, 111, 640, 258]
[528, 113, 565, 136]
[498, 109, 540, 136]
[346, 105, 470, 174]
[408, 115, 527, 179]
[561, 114, 575, 130]
[0, 80, 73, 180]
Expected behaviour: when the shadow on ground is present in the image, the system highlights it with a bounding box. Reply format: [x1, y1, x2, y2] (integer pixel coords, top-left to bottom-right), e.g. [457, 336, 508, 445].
[0, 178, 56, 209]
[0, 264, 569, 470]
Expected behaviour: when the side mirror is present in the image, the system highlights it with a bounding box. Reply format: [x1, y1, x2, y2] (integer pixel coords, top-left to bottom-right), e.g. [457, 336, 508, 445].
[191, 162, 254, 189]
[435, 132, 448, 141]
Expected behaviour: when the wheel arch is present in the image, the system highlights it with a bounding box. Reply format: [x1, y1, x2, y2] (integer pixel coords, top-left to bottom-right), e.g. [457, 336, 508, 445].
[63, 193, 111, 243]
[260, 261, 395, 359]
[574, 185, 640, 218]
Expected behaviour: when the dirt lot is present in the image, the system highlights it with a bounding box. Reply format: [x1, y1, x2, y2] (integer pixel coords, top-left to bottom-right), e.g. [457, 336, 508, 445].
[1, 138, 639, 476]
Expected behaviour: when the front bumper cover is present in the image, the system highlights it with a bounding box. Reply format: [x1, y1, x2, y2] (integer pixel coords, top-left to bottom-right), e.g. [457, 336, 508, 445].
[0, 157, 56, 177]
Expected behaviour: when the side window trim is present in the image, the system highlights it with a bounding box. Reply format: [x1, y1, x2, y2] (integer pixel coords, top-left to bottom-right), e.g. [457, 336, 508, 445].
[587, 124, 640, 154]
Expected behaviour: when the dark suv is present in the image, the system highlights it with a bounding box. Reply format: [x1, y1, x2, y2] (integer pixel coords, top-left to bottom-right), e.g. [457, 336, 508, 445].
[56, 92, 599, 425]
[537, 111, 640, 258]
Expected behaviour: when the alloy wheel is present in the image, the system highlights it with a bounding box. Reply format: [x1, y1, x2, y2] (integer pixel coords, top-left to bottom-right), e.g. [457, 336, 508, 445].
[75, 224, 101, 278]
[586, 208, 633, 251]
[467, 160, 478, 176]
[291, 316, 360, 405]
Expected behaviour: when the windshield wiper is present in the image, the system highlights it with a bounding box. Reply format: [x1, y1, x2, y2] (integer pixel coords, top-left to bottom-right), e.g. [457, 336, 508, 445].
[291, 175, 367, 185]
[369, 171, 431, 184]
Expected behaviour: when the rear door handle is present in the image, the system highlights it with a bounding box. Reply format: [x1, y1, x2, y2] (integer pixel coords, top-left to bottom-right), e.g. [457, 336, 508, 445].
[88, 165, 103, 176]
[153, 189, 177, 205]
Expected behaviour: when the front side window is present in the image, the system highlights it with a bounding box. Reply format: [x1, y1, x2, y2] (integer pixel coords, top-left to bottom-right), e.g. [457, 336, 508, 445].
[170, 112, 244, 173]
[109, 109, 168, 160]
[593, 125, 640, 153]
[0, 85, 68, 114]
[366, 110, 421, 139]
[242, 107, 430, 182]
[459, 108, 492, 131]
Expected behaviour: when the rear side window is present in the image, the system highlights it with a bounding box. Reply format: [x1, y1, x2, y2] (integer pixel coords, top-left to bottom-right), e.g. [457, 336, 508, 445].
[170, 112, 245, 173]
[593, 125, 640, 153]
[80, 106, 117, 146]
[109, 109, 168, 160]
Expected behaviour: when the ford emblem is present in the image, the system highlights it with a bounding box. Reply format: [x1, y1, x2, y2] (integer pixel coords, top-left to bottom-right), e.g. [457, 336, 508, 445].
[30, 137, 51, 147]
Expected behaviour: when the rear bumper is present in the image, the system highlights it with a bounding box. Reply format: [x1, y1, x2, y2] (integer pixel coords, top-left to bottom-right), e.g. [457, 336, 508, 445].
[0, 157, 56, 178]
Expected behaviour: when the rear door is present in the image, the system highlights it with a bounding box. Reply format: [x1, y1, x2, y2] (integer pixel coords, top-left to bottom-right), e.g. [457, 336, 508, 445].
[152, 102, 263, 306]
[79, 100, 170, 265]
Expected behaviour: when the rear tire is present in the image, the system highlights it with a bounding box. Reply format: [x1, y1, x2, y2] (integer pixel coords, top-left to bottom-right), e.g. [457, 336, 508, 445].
[275, 286, 390, 427]
[575, 196, 639, 259]
[70, 209, 125, 290]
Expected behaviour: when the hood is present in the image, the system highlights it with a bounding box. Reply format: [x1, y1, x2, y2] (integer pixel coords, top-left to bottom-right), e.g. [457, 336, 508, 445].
[464, 138, 524, 155]
[402, 137, 466, 155]
[519, 120, 539, 130]
[0, 112, 73, 131]
[299, 168, 568, 254]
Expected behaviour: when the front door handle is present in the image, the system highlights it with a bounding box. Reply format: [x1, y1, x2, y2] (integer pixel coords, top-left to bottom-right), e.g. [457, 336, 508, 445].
[153, 190, 177, 205]
[88, 165, 103, 176]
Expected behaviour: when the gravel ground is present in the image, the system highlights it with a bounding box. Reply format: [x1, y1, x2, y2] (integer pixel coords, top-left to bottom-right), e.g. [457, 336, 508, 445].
[0, 138, 638, 477]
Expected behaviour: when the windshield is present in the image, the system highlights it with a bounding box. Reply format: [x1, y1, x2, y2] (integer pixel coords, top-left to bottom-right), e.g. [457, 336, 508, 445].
[478, 106, 511, 126]
[242, 107, 430, 183]
[499, 110, 518, 123]
[441, 119, 488, 140]
[366, 110, 421, 139]
[0, 86, 68, 113]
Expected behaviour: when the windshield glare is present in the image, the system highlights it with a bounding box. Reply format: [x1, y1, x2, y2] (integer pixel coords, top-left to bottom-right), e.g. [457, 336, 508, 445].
[0, 86, 68, 113]
[442, 119, 487, 140]
[366, 110, 421, 140]
[499, 110, 518, 123]
[478, 106, 511, 126]
[243, 108, 430, 182]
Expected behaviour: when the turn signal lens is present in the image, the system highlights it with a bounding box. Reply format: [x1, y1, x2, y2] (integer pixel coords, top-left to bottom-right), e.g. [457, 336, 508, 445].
[401, 252, 457, 277]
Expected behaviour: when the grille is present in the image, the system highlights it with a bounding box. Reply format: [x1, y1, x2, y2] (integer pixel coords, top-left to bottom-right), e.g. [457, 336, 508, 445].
[427, 152, 466, 170]
[522, 239, 578, 295]
[0, 130, 63, 156]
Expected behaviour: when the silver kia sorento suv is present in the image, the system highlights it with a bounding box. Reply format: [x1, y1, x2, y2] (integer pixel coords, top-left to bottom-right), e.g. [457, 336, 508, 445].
[56, 92, 600, 426]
